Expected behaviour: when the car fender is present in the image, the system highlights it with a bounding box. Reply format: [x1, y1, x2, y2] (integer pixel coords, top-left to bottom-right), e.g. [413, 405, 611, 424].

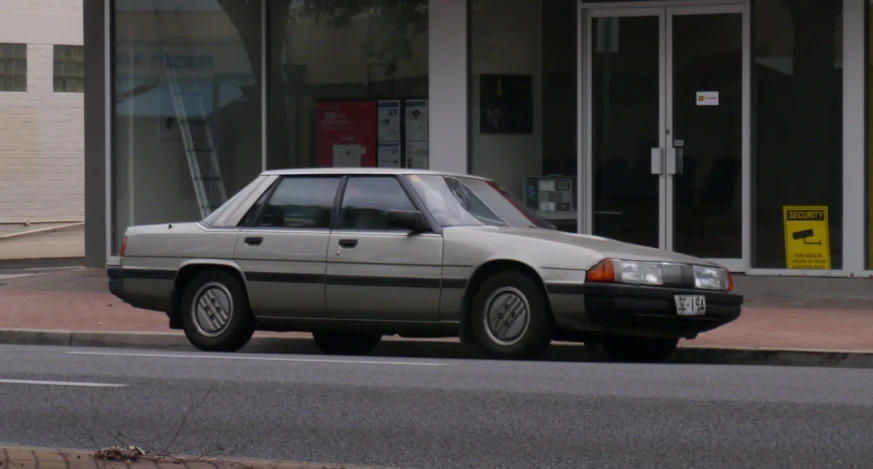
[443, 228, 594, 342]
[170, 259, 255, 325]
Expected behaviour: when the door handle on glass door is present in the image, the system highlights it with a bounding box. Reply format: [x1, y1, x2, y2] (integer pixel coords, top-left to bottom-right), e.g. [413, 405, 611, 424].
[650, 148, 664, 175]
[666, 147, 678, 175]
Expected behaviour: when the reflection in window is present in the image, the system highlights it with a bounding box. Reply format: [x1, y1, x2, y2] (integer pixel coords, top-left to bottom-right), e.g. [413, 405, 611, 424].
[339, 177, 416, 230]
[257, 177, 341, 229]
[469, 0, 578, 232]
[267, 1, 429, 171]
[112, 0, 262, 254]
[752, 0, 843, 268]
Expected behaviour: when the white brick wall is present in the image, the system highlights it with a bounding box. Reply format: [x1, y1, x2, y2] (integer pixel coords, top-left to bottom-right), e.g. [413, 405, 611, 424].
[0, 0, 84, 260]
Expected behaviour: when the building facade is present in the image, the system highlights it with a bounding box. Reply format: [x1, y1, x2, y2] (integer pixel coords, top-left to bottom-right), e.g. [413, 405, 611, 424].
[84, 0, 873, 278]
[0, 0, 84, 259]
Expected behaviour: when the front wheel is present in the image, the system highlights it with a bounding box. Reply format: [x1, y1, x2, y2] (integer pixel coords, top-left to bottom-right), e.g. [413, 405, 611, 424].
[312, 332, 382, 355]
[180, 270, 255, 352]
[599, 337, 679, 363]
[470, 271, 553, 360]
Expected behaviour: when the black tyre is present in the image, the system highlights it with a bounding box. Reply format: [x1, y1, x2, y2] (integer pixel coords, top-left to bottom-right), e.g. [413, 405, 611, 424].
[470, 270, 553, 359]
[600, 336, 679, 363]
[312, 332, 382, 355]
[180, 269, 255, 352]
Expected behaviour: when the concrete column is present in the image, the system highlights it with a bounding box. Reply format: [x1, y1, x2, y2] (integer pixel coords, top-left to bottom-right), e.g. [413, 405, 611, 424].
[428, 0, 469, 174]
[83, 0, 107, 267]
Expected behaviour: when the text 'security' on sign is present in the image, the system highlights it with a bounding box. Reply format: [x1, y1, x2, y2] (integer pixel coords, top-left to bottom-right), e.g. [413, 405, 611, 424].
[783, 206, 830, 270]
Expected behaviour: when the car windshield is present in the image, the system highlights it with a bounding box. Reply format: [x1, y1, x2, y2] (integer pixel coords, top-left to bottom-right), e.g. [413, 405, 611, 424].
[406, 174, 555, 229]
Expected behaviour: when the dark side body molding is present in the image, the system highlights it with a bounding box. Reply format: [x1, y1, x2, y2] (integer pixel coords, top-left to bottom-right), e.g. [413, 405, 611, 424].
[107, 266, 470, 300]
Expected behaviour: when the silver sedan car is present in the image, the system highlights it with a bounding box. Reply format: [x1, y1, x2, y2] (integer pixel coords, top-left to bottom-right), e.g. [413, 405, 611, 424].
[107, 168, 742, 362]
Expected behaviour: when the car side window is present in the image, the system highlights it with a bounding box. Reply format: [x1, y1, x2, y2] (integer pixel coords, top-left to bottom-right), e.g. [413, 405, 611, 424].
[245, 176, 341, 229]
[238, 186, 272, 227]
[339, 176, 416, 230]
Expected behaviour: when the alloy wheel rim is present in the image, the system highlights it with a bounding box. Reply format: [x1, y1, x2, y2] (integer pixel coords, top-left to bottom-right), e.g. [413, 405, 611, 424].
[483, 286, 531, 347]
[191, 281, 233, 338]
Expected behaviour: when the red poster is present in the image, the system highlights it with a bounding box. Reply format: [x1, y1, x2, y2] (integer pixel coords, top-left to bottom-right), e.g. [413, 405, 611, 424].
[317, 100, 377, 167]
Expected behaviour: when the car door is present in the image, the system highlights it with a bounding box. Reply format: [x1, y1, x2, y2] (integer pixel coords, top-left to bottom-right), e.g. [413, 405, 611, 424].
[233, 175, 342, 319]
[326, 175, 443, 322]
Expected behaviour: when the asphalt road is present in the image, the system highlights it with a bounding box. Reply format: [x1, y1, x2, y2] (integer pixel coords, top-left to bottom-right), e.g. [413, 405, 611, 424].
[0, 345, 872, 469]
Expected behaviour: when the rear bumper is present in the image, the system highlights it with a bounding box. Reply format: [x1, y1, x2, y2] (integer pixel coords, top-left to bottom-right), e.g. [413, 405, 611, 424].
[107, 266, 125, 301]
[105, 265, 174, 314]
[548, 282, 743, 339]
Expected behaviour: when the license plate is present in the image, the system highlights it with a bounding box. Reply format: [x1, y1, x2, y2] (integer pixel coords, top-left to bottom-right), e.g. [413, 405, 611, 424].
[674, 295, 706, 316]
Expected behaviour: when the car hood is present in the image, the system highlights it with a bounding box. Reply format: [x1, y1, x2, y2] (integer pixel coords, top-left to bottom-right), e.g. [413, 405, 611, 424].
[450, 226, 717, 266]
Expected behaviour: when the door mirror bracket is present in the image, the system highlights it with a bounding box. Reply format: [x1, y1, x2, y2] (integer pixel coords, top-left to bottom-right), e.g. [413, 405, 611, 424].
[386, 209, 430, 233]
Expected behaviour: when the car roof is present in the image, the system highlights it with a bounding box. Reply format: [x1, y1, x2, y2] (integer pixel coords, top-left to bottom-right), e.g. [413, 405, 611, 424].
[260, 167, 491, 181]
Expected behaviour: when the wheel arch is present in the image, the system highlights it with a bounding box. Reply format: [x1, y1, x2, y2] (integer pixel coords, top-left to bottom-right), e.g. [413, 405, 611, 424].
[169, 260, 253, 329]
[458, 258, 554, 343]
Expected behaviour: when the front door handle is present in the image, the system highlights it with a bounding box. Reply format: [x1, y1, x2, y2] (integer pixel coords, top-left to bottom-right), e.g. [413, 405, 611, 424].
[244, 237, 263, 246]
[650, 147, 663, 175]
[338, 239, 358, 248]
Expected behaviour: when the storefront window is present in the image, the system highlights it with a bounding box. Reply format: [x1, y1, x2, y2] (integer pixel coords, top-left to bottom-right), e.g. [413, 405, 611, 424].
[469, 0, 578, 232]
[112, 0, 262, 254]
[267, 1, 429, 171]
[752, 0, 843, 269]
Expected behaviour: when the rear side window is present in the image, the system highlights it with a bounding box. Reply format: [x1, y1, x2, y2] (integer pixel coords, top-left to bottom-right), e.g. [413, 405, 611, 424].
[241, 176, 341, 229]
[338, 176, 416, 230]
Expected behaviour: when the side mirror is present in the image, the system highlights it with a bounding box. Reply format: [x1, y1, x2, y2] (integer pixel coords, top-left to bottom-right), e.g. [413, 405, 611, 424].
[386, 209, 430, 233]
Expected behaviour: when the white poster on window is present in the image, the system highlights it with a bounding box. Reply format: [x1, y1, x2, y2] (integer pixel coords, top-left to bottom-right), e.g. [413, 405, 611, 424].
[405, 141, 429, 169]
[377, 143, 402, 168]
[332, 144, 364, 167]
[377, 100, 401, 142]
[404, 99, 429, 142]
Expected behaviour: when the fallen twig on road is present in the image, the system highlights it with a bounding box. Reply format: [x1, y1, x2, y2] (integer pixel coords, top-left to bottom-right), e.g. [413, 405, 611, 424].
[93, 444, 145, 462]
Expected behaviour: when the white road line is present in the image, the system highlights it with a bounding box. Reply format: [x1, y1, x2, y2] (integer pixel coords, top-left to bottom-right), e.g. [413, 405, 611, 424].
[66, 351, 451, 367]
[0, 273, 36, 280]
[0, 378, 127, 388]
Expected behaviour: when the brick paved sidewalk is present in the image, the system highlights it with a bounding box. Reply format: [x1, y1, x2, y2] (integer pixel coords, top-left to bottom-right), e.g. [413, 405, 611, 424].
[1, 446, 394, 469]
[1, 268, 872, 352]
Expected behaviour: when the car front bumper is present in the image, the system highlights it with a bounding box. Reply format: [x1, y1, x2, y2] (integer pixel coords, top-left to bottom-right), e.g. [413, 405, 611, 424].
[548, 282, 743, 340]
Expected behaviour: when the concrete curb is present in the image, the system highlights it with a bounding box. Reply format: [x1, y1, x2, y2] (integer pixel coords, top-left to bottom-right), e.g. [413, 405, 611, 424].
[0, 444, 402, 469]
[1, 328, 872, 368]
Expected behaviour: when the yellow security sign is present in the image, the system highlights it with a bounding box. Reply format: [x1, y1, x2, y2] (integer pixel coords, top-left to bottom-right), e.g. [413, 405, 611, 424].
[783, 206, 830, 270]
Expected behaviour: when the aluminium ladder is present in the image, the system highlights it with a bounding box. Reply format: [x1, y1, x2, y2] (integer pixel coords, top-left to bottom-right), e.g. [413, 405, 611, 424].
[158, 9, 227, 218]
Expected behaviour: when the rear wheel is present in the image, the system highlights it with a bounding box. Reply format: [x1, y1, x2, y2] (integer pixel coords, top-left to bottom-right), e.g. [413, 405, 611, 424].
[470, 271, 553, 360]
[180, 269, 255, 352]
[600, 337, 679, 363]
[312, 332, 382, 355]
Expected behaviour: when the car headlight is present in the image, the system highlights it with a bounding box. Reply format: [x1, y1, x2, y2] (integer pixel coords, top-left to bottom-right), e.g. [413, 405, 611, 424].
[586, 258, 732, 292]
[693, 265, 731, 291]
[616, 260, 665, 285]
[586, 259, 664, 286]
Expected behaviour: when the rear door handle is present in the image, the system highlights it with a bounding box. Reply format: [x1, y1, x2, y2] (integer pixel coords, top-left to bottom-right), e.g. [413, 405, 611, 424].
[338, 239, 358, 248]
[244, 237, 263, 246]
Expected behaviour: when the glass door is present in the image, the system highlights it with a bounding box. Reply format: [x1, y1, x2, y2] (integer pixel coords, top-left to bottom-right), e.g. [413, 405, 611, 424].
[586, 5, 745, 270]
[589, 9, 665, 249]
[667, 7, 743, 268]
